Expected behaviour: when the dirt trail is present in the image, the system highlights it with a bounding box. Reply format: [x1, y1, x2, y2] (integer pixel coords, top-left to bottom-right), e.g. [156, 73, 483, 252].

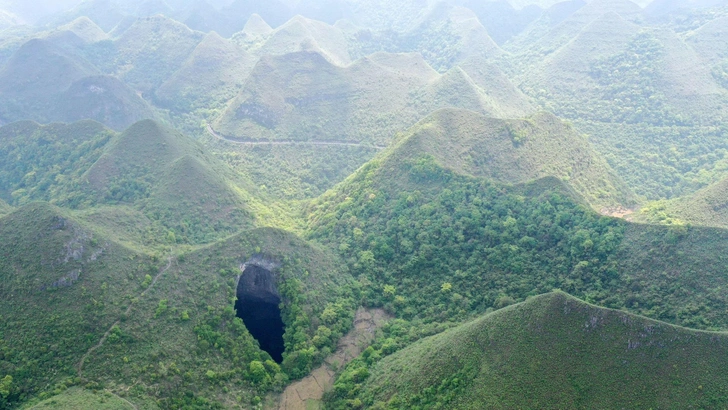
[77, 257, 174, 380]
[277, 308, 390, 410]
[206, 125, 386, 149]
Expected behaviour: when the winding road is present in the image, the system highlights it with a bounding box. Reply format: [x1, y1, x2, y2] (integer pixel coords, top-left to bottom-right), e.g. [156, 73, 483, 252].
[206, 125, 386, 149]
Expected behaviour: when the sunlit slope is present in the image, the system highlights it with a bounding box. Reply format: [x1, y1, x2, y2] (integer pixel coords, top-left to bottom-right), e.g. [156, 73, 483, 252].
[155, 31, 257, 112]
[214, 50, 533, 145]
[0, 203, 155, 403]
[24, 388, 139, 410]
[52, 16, 109, 43]
[83, 119, 259, 244]
[307, 119, 728, 332]
[344, 291, 728, 409]
[636, 176, 728, 229]
[392, 108, 635, 209]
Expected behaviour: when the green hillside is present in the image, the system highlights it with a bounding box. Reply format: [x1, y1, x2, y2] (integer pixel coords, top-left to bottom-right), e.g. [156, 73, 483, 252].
[202, 137, 381, 201]
[0, 38, 98, 123]
[155, 32, 257, 114]
[112, 15, 204, 93]
[0, 203, 156, 407]
[56, 75, 156, 131]
[0, 198, 11, 215]
[306, 126, 728, 333]
[0, 202, 357, 408]
[328, 291, 728, 409]
[243, 15, 352, 66]
[53, 16, 109, 44]
[82, 119, 267, 245]
[0, 120, 113, 207]
[636, 176, 728, 229]
[0, 119, 273, 247]
[214, 50, 533, 145]
[514, 17, 728, 199]
[3, 3, 728, 409]
[79, 227, 356, 408]
[23, 388, 139, 410]
[389, 108, 635, 209]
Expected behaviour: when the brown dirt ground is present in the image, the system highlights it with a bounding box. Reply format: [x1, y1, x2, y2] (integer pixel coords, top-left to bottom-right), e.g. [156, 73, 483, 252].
[276, 308, 391, 410]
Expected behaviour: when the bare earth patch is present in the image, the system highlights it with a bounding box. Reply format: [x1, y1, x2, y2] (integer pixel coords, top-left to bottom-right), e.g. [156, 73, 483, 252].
[277, 308, 390, 410]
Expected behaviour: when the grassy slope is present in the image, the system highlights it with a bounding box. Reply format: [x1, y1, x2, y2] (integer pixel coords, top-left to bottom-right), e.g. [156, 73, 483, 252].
[0, 38, 98, 122]
[347, 291, 728, 409]
[23, 388, 138, 410]
[633, 175, 728, 229]
[52, 16, 109, 44]
[0, 119, 288, 247]
[306, 119, 728, 332]
[56, 75, 156, 131]
[214, 50, 532, 145]
[0, 203, 156, 404]
[83, 119, 270, 245]
[155, 32, 257, 113]
[112, 15, 204, 93]
[243, 15, 352, 66]
[393, 108, 636, 209]
[510, 6, 728, 200]
[687, 15, 728, 66]
[203, 135, 381, 201]
[0, 198, 10, 215]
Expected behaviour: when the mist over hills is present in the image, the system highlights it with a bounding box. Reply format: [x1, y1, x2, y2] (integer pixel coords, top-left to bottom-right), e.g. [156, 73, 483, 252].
[2, 0, 728, 408]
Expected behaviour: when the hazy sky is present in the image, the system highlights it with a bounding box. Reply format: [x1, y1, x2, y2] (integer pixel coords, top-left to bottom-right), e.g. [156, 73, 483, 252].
[0, 0, 83, 22]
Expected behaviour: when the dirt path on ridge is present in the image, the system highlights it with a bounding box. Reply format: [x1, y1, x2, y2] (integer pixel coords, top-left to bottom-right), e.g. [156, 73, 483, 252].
[277, 308, 390, 410]
[77, 257, 174, 380]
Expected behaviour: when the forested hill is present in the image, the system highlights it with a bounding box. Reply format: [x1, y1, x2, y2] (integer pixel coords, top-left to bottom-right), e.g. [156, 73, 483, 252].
[0, 0, 728, 408]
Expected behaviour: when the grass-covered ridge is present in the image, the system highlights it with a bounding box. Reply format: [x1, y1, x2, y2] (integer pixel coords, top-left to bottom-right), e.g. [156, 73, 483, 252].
[213, 50, 533, 145]
[328, 291, 728, 409]
[390, 108, 636, 209]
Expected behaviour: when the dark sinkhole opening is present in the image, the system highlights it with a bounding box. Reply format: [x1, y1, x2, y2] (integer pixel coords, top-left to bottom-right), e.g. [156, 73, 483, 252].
[235, 264, 285, 363]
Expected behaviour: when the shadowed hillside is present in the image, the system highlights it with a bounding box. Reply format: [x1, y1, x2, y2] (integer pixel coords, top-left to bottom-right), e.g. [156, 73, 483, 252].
[113, 15, 204, 92]
[0, 38, 98, 122]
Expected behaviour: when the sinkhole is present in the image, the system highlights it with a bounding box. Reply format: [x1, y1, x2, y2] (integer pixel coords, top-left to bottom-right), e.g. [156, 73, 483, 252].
[234, 263, 285, 363]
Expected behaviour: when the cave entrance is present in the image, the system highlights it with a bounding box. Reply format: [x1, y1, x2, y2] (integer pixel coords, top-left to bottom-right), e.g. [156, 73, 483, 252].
[235, 264, 285, 363]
